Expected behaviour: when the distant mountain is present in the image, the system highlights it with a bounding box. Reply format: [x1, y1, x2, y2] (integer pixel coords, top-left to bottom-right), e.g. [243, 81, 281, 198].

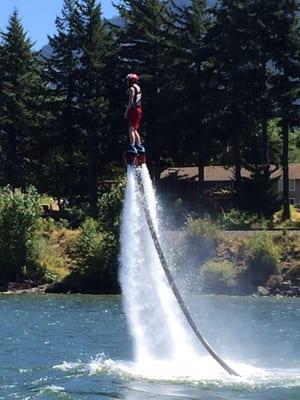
[109, 15, 124, 27]
[40, 44, 52, 58]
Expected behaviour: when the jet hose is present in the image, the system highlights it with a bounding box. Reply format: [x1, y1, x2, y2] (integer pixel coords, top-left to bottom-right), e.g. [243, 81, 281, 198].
[134, 166, 240, 377]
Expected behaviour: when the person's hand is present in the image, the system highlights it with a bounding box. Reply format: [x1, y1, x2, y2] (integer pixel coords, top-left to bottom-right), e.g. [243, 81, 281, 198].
[124, 111, 128, 119]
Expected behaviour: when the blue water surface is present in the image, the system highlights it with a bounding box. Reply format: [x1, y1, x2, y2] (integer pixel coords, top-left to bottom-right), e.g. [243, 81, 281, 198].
[0, 294, 299, 399]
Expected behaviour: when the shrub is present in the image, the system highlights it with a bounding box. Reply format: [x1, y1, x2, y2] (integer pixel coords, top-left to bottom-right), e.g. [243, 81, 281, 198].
[0, 186, 45, 282]
[98, 179, 125, 236]
[218, 208, 268, 229]
[245, 232, 280, 288]
[201, 260, 237, 293]
[72, 218, 104, 274]
[185, 216, 221, 242]
[31, 236, 70, 283]
[65, 218, 119, 293]
[184, 216, 221, 265]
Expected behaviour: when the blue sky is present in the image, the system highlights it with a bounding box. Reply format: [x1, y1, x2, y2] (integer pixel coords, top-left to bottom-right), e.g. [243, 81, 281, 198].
[0, 0, 120, 49]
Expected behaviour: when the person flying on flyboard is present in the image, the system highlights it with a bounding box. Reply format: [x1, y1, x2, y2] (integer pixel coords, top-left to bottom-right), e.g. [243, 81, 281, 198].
[124, 73, 145, 155]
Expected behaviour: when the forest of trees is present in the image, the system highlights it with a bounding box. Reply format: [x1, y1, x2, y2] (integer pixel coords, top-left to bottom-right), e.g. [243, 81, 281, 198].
[0, 0, 300, 220]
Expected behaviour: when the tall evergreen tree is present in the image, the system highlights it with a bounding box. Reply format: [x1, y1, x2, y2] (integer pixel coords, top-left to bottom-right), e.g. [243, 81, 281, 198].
[0, 10, 42, 188]
[231, 0, 283, 215]
[205, 0, 283, 210]
[206, 1, 260, 199]
[168, 0, 218, 194]
[270, 0, 300, 220]
[46, 0, 82, 205]
[244, 0, 276, 166]
[76, 0, 111, 214]
[237, 0, 300, 220]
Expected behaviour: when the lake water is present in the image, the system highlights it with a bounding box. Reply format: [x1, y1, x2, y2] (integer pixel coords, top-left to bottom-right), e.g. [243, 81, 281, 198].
[0, 294, 299, 399]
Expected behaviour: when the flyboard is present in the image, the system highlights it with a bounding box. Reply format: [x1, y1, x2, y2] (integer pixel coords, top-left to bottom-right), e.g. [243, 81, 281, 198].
[124, 150, 240, 377]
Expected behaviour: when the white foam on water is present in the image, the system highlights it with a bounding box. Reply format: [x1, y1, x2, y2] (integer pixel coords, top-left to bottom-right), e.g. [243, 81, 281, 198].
[53, 361, 84, 371]
[91, 358, 300, 389]
[36, 385, 66, 395]
[53, 356, 300, 390]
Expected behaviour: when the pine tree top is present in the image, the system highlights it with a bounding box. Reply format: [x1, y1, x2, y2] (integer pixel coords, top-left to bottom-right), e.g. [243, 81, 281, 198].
[1, 9, 34, 59]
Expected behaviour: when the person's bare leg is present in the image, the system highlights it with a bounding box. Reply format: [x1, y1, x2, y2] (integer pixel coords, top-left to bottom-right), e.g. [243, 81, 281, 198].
[135, 130, 141, 145]
[129, 126, 135, 145]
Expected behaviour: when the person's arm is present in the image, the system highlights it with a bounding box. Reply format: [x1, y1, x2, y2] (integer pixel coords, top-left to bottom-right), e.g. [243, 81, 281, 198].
[124, 87, 134, 119]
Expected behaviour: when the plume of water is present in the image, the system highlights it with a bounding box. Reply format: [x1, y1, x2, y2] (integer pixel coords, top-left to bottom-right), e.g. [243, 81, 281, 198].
[119, 165, 202, 368]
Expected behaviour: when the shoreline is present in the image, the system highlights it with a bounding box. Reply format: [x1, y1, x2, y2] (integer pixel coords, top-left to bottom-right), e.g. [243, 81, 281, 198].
[1, 230, 299, 297]
[1, 283, 299, 297]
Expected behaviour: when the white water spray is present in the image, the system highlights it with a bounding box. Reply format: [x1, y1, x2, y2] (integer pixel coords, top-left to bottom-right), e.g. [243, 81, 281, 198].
[119, 165, 204, 369]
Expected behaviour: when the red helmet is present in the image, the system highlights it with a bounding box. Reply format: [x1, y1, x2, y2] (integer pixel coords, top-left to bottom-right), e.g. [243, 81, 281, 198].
[126, 73, 139, 83]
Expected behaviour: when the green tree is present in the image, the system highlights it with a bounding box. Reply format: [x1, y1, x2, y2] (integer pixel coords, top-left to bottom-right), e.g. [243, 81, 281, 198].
[64, 217, 119, 293]
[270, 0, 300, 220]
[0, 186, 43, 283]
[46, 0, 82, 205]
[203, 0, 300, 219]
[168, 0, 218, 194]
[0, 10, 43, 188]
[245, 232, 280, 289]
[64, 179, 125, 294]
[76, 0, 111, 214]
[206, 0, 260, 200]
[236, 0, 281, 207]
[72, 218, 103, 274]
[290, 129, 300, 162]
[238, 165, 281, 218]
